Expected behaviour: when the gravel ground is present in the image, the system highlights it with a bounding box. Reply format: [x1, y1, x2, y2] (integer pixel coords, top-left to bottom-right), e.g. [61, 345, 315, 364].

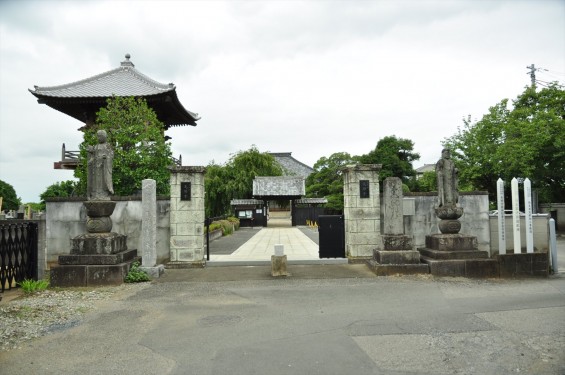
[0, 283, 149, 352]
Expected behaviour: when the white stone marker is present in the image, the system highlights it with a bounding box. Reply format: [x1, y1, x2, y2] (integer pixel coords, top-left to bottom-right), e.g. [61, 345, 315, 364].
[141, 179, 157, 267]
[524, 178, 534, 254]
[497, 178, 506, 255]
[511, 178, 521, 253]
[274, 244, 284, 256]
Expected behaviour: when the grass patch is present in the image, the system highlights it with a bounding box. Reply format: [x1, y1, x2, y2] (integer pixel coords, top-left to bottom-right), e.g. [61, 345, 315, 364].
[18, 279, 49, 294]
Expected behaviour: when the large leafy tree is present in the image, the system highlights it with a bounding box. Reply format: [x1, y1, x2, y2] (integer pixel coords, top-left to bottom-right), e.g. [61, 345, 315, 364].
[305, 152, 357, 212]
[205, 146, 283, 217]
[357, 135, 420, 189]
[0, 179, 21, 211]
[39, 180, 79, 210]
[443, 83, 565, 203]
[74, 96, 173, 196]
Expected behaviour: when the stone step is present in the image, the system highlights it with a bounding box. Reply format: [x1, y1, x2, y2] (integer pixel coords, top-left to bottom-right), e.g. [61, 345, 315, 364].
[367, 261, 429, 276]
[418, 248, 489, 260]
[59, 249, 138, 265]
[420, 256, 499, 278]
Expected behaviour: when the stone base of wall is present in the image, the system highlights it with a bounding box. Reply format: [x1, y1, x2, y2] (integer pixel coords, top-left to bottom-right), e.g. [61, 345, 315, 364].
[50, 254, 140, 287]
[165, 261, 206, 269]
[497, 252, 549, 278]
[368, 261, 429, 276]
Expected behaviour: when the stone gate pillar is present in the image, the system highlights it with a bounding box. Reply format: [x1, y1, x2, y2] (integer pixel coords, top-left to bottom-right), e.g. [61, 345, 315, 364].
[169, 166, 206, 266]
[341, 164, 382, 258]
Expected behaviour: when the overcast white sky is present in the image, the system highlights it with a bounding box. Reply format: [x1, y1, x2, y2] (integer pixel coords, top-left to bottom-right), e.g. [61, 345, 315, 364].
[0, 0, 563, 203]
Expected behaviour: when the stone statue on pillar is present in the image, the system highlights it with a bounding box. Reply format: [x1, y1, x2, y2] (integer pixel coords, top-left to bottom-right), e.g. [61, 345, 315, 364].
[87, 130, 114, 201]
[435, 149, 463, 234]
[84, 129, 116, 233]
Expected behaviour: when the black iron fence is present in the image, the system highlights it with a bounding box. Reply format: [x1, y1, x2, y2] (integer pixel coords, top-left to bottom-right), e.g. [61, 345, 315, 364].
[0, 221, 38, 292]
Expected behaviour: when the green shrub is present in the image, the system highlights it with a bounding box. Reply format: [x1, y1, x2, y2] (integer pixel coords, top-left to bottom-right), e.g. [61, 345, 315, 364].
[18, 279, 49, 294]
[205, 222, 222, 233]
[124, 262, 150, 283]
[218, 220, 234, 235]
[227, 216, 240, 230]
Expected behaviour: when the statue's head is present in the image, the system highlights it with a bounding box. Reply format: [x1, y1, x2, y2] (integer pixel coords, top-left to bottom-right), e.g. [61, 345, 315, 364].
[96, 130, 107, 143]
[441, 148, 451, 159]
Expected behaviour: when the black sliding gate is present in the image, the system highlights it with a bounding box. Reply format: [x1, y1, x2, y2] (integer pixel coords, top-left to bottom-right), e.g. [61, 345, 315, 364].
[318, 215, 345, 258]
[0, 221, 38, 292]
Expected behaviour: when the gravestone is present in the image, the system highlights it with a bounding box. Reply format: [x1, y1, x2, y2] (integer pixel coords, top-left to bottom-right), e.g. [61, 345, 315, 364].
[418, 149, 498, 278]
[368, 177, 428, 275]
[50, 130, 140, 286]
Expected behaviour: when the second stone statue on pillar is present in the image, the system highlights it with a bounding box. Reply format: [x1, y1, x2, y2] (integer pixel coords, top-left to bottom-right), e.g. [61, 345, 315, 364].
[435, 149, 464, 234]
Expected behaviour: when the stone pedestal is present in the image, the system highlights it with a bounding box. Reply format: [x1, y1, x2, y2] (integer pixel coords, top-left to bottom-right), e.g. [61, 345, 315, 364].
[50, 232, 140, 287]
[419, 233, 499, 278]
[369, 234, 429, 276]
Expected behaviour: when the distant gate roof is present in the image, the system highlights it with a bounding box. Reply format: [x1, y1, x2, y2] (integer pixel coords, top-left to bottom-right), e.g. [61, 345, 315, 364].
[269, 152, 314, 178]
[252, 176, 305, 199]
[29, 54, 200, 129]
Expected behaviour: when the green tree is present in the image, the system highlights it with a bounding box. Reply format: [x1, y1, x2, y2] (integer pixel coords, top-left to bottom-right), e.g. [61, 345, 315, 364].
[39, 180, 79, 210]
[305, 152, 357, 212]
[358, 136, 420, 189]
[205, 146, 283, 217]
[0, 179, 21, 211]
[414, 171, 437, 192]
[443, 83, 565, 202]
[74, 96, 173, 196]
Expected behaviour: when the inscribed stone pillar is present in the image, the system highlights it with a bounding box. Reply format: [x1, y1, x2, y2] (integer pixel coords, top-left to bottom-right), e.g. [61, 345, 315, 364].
[169, 166, 206, 264]
[383, 177, 404, 235]
[141, 179, 157, 267]
[341, 164, 382, 258]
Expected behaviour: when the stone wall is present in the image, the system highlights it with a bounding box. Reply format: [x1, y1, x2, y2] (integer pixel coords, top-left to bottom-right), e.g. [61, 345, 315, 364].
[45, 197, 170, 267]
[402, 192, 491, 253]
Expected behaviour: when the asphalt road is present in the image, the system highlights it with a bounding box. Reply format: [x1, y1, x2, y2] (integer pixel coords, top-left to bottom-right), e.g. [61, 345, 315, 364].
[1, 268, 564, 375]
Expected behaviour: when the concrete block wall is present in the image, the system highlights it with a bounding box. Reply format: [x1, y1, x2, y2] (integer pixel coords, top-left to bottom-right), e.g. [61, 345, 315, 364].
[539, 203, 564, 231]
[402, 192, 491, 253]
[45, 197, 170, 267]
[489, 214, 549, 254]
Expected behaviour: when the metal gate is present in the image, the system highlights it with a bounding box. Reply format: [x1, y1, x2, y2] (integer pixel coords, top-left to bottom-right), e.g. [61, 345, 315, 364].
[0, 221, 38, 292]
[318, 215, 345, 258]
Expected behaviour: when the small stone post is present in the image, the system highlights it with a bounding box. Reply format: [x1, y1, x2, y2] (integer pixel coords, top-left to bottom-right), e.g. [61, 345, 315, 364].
[139, 179, 164, 278]
[271, 244, 287, 277]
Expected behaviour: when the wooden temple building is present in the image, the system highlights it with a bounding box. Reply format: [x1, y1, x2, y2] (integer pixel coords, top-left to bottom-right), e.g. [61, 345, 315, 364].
[29, 54, 200, 169]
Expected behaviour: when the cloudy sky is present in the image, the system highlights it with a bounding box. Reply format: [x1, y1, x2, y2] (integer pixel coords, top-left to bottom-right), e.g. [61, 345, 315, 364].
[0, 0, 563, 203]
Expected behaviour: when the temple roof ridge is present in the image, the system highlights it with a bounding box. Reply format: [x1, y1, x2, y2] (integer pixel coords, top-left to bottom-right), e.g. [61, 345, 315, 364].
[30, 54, 176, 98]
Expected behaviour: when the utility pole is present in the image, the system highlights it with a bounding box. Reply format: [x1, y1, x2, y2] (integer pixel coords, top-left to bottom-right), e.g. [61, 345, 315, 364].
[526, 64, 537, 87]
